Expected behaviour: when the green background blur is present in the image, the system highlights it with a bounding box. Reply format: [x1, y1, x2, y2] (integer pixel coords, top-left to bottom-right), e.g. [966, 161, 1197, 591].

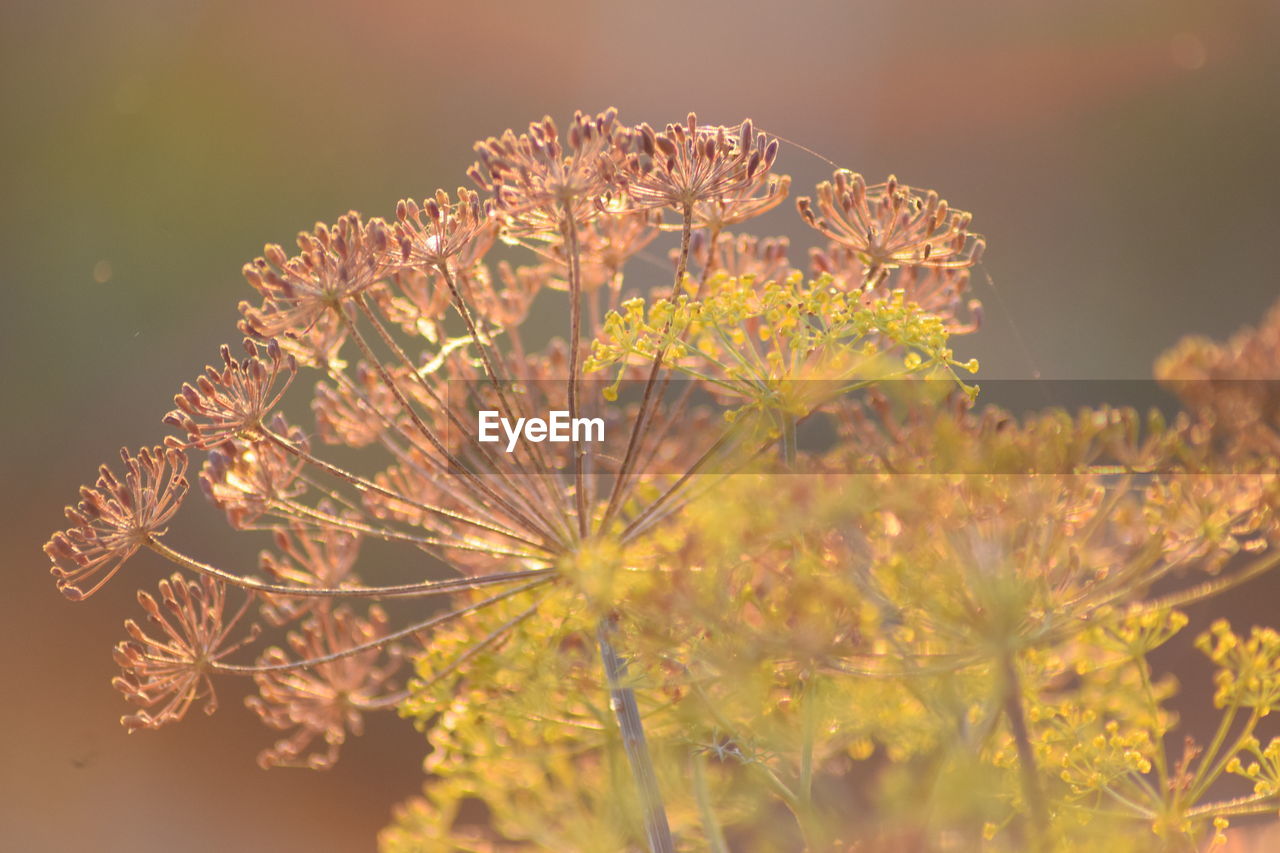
[3, 1, 1278, 850]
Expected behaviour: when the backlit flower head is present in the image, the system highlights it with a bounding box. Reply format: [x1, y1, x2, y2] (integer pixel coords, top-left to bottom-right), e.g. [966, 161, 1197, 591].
[1157, 295, 1280, 455]
[113, 572, 259, 732]
[798, 171, 984, 275]
[165, 338, 296, 449]
[42, 107, 1280, 850]
[239, 211, 394, 342]
[394, 188, 496, 269]
[257, 524, 362, 625]
[45, 446, 188, 600]
[247, 606, 402, 769]
[469, 109, 625, 239]
[621, 114, 779, 213]
[199, 428, 307, 529]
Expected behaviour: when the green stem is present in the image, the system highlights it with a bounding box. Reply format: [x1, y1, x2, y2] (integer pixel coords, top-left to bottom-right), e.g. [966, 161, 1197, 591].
[692, 752, 729, 853]
[1134, 652, 1171, 794]
[795, 677, 828, 851]
[800, 677, 816, 803]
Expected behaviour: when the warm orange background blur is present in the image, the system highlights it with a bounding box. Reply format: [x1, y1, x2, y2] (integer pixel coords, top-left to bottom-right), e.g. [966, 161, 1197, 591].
[3, 1, 1279, 851]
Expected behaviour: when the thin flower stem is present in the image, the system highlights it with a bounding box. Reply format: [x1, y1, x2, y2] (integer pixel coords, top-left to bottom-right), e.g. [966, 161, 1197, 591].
[598, 202, 694, 534]
[606, 221, 725, 516]
[562, 214, 592, 539]
[268, 496, 543, 561]
[320, 357, 487, 516]
[353, 295, 571, 543]
[145, 535, 554, 600]
[597, 617, 675, 853]
[781, 414, 798, 468]
[1002, 650, 1049, 851]
[691, 753, 728, 853]
[416, 601, 542, 692]
[353, 689, 411, 711]
[292, 468, 366, 517]
[1095, 785, 1157, 820]
[339, 302, 563, 547]
[1187, 795, 1280, 820]
[1189, 705, 1257, 805]
[617, 427, 744, 542]
[624, 378, 697, 501]
[1146, 551, 1280, 612]
[619, 430, 776, 546]
[435, 261, 518, 388]
[435, 262, 570, 513]
[262, 426, 546, 551]
[1134, 654, 1171, 793]
[215, 579, 553, 675]
[355, 293, 516, 460]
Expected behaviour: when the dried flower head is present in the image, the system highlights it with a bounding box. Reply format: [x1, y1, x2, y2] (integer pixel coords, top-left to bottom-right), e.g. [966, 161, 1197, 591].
[52, 107, 1280, 853]
[45, 446, 188, 600]
[1157, 295, 1280, 454]
[113, 573, 258, 732]
[165, 339, 296, 448]
[199, 430, 306, 529]
[257, 524, 362, 624]
[470, 109, 624, 239]
[239, 211, 394, 342]
[247, 606, 401, 769]
[621, 114, 779, 213]
[797, 170, 984, 277]
[394, 188, 496, 269]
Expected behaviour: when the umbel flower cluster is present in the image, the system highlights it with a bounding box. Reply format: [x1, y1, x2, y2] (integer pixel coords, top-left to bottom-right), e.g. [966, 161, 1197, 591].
[46, 110, 1280, 852]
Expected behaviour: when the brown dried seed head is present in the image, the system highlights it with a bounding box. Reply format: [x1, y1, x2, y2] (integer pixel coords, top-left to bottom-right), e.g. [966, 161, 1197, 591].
[620, 116, 780, 214]
[199, 428, 307, 529]
[257, 524, 362, 625]
[394, 187, 496, 268]
[247, 606, 401, 769]
[239, 212, 396, 345]
[1157, 296, 1280, 455]
[113, 573, 258, 732]
[164, 339, 296, 449]
[45, 446, 189, 600]
[470, 109, 627, 238]
[797, 170, 983, 274]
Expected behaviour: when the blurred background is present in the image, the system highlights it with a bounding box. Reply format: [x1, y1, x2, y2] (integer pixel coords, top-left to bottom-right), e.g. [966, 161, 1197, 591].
[2, 0, 1278, 850]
